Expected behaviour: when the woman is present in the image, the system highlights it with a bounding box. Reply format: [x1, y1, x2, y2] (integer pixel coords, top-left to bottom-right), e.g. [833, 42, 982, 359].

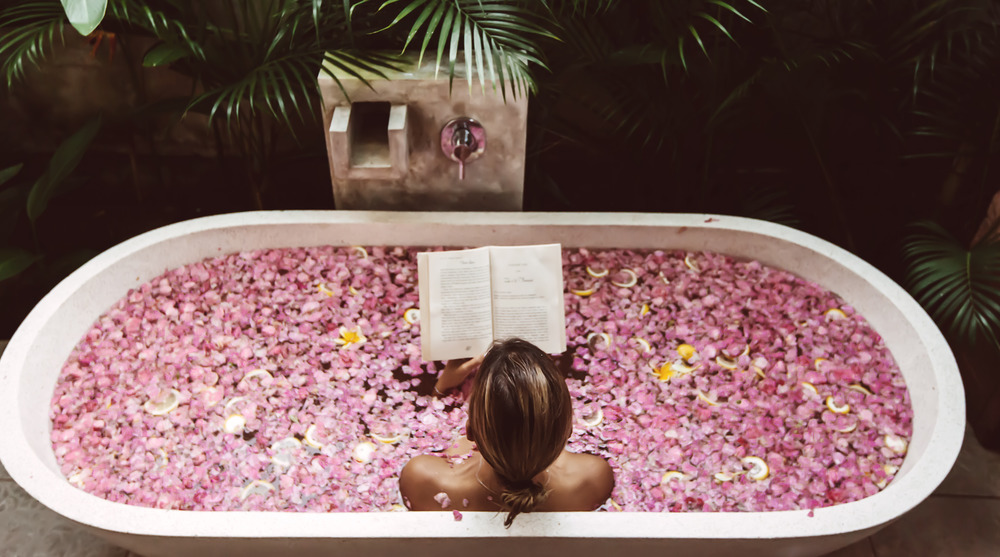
[399, 338, 614, 526]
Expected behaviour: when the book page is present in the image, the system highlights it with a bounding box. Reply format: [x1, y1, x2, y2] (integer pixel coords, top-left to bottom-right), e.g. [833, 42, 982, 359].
[488, 244, 567, 354]
[418, 247, 494, 361]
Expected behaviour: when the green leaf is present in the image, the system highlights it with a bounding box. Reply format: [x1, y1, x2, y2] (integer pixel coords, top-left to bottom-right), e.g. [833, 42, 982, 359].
[60, 0, 107, 36]
[0, 163, 23, 187]
[142, 42, 189, 67]
[0, 248, 42, 282]
[27, 116, 101, 223]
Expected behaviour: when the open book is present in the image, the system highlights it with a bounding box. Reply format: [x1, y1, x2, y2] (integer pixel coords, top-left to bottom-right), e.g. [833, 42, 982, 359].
[417, 244, 567, 361]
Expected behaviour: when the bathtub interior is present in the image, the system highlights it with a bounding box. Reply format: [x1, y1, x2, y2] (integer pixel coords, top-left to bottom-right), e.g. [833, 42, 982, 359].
[0, 212, 962, 541]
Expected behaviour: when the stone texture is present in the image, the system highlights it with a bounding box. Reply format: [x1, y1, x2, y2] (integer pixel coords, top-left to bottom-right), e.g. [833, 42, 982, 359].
[0, 481, 131, 557]
[869, 496, 1000, 556]
[934, 423, 1000, 498]
[319, 56, 528, 211]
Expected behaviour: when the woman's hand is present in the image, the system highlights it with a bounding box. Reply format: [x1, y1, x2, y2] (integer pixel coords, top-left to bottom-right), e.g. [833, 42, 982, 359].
[433, 353, 485, 396]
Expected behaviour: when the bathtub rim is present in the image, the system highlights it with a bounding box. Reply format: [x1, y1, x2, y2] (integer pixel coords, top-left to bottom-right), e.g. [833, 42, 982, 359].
[0, 210, 965, 541]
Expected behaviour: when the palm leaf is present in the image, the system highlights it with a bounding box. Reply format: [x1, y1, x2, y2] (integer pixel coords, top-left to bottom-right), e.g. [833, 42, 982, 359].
[376, 0, 554, 98]
[903, 221, 1000, 347]
[0, 2, 67, 89]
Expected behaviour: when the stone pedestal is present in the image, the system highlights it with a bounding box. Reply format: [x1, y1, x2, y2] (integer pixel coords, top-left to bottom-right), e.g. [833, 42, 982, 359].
[318, 56, 528, 211]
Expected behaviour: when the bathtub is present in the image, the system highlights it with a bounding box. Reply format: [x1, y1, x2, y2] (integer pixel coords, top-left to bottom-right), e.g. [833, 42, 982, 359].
[0, 211, 964, 557]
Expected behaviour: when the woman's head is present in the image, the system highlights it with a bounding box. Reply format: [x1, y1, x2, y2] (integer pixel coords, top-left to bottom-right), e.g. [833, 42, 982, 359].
[466, 338, 573, 526]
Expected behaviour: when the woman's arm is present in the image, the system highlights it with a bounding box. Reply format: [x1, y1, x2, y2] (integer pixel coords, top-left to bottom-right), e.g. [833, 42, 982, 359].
[433, 354, 484, 396]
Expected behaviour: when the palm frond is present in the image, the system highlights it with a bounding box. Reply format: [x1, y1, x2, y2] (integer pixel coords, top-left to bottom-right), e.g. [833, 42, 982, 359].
[376, 0, 554, 99]
[0, 2, 67, 89]
[903, 221, 1000, 347]
[106, 0, 206, 60]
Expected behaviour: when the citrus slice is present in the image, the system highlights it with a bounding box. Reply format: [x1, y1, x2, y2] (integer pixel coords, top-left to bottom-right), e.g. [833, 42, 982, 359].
[223, 414, 246, 434]
[715, 354, 738, 370]
[640, 302, 651, 316]
[68, 468, 90, 488]
[836, 422, 858, 434]
[801, 382, 819, 396]
[580, 407, 604, 427]
[884, 464, 899, 476]
[630, 337, 652, 353]
[825, 396, 850, 414]
[684, 254, 700, 272]
[349, 285, 360, 296]
[740, 345, 750, 358]
[317, 283, 335, 297]
[371, 431, 405, 444]
[390, 503, 408, 512]
[271, 437, 301, 452]
[586, 265, 609, 278]
[304, 424, 324, 449]
[587, 332, 612, 350]
[351, 246, 368, 259]
[672, 361, 700, 374]
[824, 308, 847, 320]
[677, 343, 696, 361]
[742, 456, 770, 481]
[658, 271, 670, 285]
[884, 433, 908, 454]
[752, 366, 766, 379]
[696, 390, 718, 406]
[271, 453, 293, 468]
[611, 269, 638, 288]
[609, 499, 622, 512]
[239, 479, 275, 501]
[403, 308, 420, 324]
[713, 472, 734, 482]
[570, 286, 597, 297]
[224, 396, 245, 412]
[814, 358, 828, 371]
[660, 471, 686, 484]
[143, 389, 181, 416]
[353, 441, 377, 463]
[848, 383, 873, 396]
[240, 369, 273, 385]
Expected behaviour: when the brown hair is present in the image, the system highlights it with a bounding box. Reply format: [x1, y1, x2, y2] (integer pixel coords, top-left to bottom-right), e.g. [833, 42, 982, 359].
[466, 338, 573, 527]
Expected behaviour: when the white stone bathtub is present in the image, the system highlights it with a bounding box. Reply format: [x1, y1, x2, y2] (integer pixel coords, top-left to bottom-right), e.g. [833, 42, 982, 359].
[0, 211, 965, 557]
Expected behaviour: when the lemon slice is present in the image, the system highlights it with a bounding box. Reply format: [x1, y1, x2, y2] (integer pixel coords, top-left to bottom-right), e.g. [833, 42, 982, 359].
[271, 437, 302, 452]
[640, 302, 651, 316]
[271, 453, 293, 468]
[884, 434, 908, 454]
[742, 456, 770, 481]
[660, 471, 686, 484]
[580, 407, 604, 427]
[390, 503, 408, 512]
[224, 414, 246, 434]
[713, 472, 734, 482]
[371, 431, 405, 444]
[696, 390, 718, 406]
[875, 478, 888, 489]
[824, 308, 847, 320]
[68, 468, 90, 488]
[715, 354, 738, 370]
[143, 389, 181, 416]
[752, 366, 766, 379]
[317, 283, 335, 297]
[677, 343, 696, 361]
[611, 269, 638, 288]
[349, 285, 360, 296]
[884, 464, 899, 476]
[848, 383, 873, 396]
[814, 358, 828, 372]
[586, 265, 609, 278]
[740, 345, 750, 358]
[304, 424, 324, 449]
[154, 448, 169, 469]
[631, 337, 652, 353]
[836, 422, 858, 433]
[570, 287, 597, 297]
[587, 332, 612, 350]
[609, 499, 622, 511]
[672, 361, 700, 374]
[825, 396, 850, 414]
[658, 271, 670, 285]
[684, 254, 700, 272]
[351, 246, 368, 259]
[353, 441, 377, 463]
[239, 479, 275, 501]
[801, 382, 819, 396]
[240, 369, 273, 385]
[403, 308, 420, 324]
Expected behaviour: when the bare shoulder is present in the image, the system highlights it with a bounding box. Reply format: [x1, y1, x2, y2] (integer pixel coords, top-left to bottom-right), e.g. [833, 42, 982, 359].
[399, 455, 451, 510]
[550, 452, 614, 511]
